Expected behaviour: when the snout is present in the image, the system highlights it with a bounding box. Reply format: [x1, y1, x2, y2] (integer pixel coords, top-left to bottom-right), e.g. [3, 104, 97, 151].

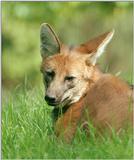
[45, 95, 59, 106]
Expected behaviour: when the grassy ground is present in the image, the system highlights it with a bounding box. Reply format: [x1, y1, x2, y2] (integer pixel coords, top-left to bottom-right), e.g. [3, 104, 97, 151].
[2, 87, 133, 159]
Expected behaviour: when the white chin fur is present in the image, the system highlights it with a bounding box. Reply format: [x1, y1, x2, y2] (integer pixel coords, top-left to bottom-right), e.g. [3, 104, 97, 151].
[70, 95, 82, 104]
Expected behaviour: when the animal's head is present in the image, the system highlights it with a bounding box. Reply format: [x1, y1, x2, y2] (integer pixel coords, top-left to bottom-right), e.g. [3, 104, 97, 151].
[40, 23, 114, 107]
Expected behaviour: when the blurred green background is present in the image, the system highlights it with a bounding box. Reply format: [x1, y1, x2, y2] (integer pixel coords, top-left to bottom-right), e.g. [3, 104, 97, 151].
[2, 2, 133, 91]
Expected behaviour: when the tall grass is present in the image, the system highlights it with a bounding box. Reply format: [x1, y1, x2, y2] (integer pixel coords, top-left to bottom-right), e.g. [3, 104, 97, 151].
[2, 87, 133, 159]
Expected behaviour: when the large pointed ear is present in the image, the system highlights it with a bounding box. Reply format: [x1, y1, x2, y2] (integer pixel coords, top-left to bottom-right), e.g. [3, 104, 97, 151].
[75, 30, 114, 65]
[40, 23, 61, 58]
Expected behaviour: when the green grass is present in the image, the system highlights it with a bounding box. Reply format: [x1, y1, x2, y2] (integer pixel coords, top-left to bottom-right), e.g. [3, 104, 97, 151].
[2, 87, 133, 159]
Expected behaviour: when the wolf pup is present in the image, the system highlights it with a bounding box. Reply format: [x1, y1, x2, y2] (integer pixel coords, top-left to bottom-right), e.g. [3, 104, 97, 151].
[40, 23, 133, 143]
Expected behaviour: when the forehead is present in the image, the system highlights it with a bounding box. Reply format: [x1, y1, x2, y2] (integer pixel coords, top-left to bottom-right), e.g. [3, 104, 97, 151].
[41, 53, 87, 74]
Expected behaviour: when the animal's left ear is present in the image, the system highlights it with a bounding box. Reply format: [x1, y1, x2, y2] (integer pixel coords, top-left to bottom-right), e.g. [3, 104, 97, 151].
[75, 30, 114, 65]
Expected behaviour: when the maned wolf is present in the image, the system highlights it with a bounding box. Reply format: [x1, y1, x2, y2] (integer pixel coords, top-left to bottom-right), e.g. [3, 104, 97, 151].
[40, 23, 133, 143]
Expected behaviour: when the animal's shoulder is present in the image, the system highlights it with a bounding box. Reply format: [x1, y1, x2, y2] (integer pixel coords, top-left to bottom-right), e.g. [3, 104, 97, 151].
[86, 74, 131, 102]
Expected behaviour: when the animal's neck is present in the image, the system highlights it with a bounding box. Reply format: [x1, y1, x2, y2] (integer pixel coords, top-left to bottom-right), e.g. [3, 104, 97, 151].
[85, 65, 103, 93]
[91, 65, 103, 83]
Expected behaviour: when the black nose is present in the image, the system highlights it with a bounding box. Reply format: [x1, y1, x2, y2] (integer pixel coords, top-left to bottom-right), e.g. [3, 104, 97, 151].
[45, 95, 56, 104]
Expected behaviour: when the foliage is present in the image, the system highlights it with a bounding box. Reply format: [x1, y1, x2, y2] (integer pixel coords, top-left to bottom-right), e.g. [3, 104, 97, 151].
[2, 2, 133, 89]
[2, 88, 133, 159]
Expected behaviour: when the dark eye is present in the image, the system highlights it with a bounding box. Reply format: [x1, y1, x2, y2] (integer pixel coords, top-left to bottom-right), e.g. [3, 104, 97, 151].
[65, 76, 76, 81]
[45, 71, 55, 77]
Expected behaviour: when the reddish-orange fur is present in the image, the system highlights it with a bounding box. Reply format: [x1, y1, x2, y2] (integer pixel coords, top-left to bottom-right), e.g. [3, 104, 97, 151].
[54, 70, 133, 143]
[40, 24, 133, 143]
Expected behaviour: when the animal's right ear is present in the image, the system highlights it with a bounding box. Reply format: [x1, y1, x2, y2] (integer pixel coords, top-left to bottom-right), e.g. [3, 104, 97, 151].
[40, 23, 61, 58]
